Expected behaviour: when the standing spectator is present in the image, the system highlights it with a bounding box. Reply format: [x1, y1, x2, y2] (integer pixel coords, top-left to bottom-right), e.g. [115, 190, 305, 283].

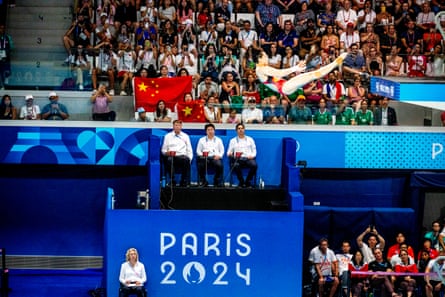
[70, 45, 91, 91]
[92, 42, 117, 94]
[0, 94, 17, 119]
[161, 120, 193, 187]
[196, 123, 225, 187]
[375, 96, 397, 126]
[0, 24, 13, 90]
[91, 84, 116, 121]
[255, 0, 282, 33]
[407, 43, 426, 77]
[41, 92, 69, 121]
[227, 123, 258, 188]
[19, 94, 41, 120]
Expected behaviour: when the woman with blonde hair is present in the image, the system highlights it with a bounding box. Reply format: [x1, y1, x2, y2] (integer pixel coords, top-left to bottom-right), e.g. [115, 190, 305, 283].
[119, 247, 147, 297]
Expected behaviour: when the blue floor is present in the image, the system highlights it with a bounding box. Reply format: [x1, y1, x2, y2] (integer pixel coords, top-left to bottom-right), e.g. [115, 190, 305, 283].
[4, 269, 103, 297]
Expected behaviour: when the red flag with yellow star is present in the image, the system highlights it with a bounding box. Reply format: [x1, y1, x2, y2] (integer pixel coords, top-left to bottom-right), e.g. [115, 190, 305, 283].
[133, 76, 193, 112]
[176, 101, 206, 123]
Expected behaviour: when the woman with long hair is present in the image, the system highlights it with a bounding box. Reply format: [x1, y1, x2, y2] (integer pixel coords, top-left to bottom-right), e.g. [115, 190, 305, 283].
[154, 99, 172, 122]
[0, 94, 17, 120]
[348, 250, 369, 297]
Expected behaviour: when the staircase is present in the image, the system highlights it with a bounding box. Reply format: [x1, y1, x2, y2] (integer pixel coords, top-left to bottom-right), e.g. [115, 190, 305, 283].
[6, 0, 74, 89]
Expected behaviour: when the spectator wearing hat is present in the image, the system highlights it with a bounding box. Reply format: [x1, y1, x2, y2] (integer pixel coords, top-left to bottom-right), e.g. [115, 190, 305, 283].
[241, 97, 263, 124]
[91, 83, 116, 121]
[136, 107, 149, 122]
[41, 92, 69, 120]
[19, 95, 41, 120]
[340, 23, 360, 52]
[95, 12, 115, 45]
[336, 0, 358, 33]
[288, 95, 312, 124]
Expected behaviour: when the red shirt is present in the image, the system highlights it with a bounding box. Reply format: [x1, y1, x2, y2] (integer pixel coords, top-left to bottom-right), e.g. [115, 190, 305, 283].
[349, 263, 369, 279]
[394, 262, 418, 273]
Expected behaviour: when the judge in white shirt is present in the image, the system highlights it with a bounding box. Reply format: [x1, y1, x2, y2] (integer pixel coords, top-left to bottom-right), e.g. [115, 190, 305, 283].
[119, 248, 147, 297]
[227, 123, 258, 188]
[161, 120, 193, 186]
[196, 123, 225, 187]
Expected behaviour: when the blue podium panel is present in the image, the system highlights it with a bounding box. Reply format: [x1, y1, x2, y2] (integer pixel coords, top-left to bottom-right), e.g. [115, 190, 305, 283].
[105, 210, 303, 297]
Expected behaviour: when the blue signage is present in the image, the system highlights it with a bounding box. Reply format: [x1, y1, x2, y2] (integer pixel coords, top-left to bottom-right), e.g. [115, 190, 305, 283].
[105, 209, 303, 297]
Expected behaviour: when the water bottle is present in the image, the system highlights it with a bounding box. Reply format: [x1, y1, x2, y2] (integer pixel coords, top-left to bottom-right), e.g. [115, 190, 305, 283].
[161, 176, 166, 188]
[145, 189, 150, 210]
[259, 176, 265, 189]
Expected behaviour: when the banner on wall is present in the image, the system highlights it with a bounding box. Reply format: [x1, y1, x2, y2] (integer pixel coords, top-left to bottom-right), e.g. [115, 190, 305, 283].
[105, 210, 303, 297]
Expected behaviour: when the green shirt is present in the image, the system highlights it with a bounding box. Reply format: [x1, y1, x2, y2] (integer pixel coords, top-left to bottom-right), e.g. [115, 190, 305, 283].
[355, 109, 374, 125]
[288, 106, 312, 124]
[335, 106, 354, 125]
[314, 109, 332, 125]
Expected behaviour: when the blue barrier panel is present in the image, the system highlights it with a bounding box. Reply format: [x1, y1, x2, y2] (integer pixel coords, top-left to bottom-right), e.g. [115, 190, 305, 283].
[105, 209, 303, 297]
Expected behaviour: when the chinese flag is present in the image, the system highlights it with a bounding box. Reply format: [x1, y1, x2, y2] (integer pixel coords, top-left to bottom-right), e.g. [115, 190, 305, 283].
[133, 76, 193, 112]
[176, 101, 206, 123]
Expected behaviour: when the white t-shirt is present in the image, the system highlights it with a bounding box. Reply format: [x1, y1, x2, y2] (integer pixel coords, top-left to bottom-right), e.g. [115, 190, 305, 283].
[313, 248, 338, 276]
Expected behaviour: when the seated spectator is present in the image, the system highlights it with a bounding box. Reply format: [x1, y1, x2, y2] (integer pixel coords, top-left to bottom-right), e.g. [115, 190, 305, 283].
[299, 20, 321, 59]
[176, 44, 199, 88]
[92, 42, 117, 94]
[136, 39, 158, 73]
[360, 23, 379, 57]
[355, 100, 373, 125]
[19, 94, 40, 120]
[0, 94, 17, 120]
[424, 252, 445, 297]
[394, 2, 416, 33]
[288, 95, 312, 124]
[227, 123, 258, 188]
[340, 23, 360, 52]
[177, 0, 193, 25]
[95, 13, 115, 45]
[70, 45, 91, 91]
[241, 46, 258, 78]
[179, 20, 198, 58]
[303, 79, 323, 107]
[41, 92, 69, 121]
[380, 25, 399, 58]
[293, 2, 316, 35]
[385, 45, 403, 76]
[139, 0, 158, 26]
[214, 0, 231, 26]
[117, 39, 137, 95]
[357, 0, 376, 32]
[347, 76, 366, 103]
[268, 43, 282, 69]
[322, 71, 346, 110]
[374, 96, 397, 126]
[91, 84, 116, 121]
[365, 47, 383, 75]
[161, 120, 193, 187]
[400, 21, 423, 57]
[135, 16, 157, 49]
[114, 0, 137, 30]
[335, 97, 355, 125]
[313, 98, 332, 124]
[238, 20, 260, 62]
[241, 71, 260, 102]
[259, 23, 278, 56]
[368, 248, 398, 297]
[204, 95, 222, 123]
[342, 44, 367, 77]
[312, 238, 339, 297]
[241, 96, 263, 123]
[320, 25, 340, 53]
[416, 3, 435, 35]
[336, 0, 358, 33]
[375, 2, 394, 35]
[196, 123, 225, 187]
[423, 28, 443, 55]
[199, 21, 218, 54]
[196, 5, 212, 32]
[394, 250, 418, 297]
[277, 20, 299, 56]
[159, 20, 178, 49]
[304, 45, 323, 72]
[225, 108, 241, 124]
[255, 0, 282, 33]
[96, 0, 117, 27]
[263, 95, 285, 124]
[317, 2, 336, 33]
[63, 14, 92, 63]
[198, 75, 219, 99]
[387, 232, 416, 261]
[154, 99, 172, 122]
[348, 250, 369, 297]
[219, 71, 240, 103]
[390, 242, 415, 266]
[118, 247, 147, 297]
[282, 45, 300, 69]
[424, 220, 442, 251]
[417, 238, 439, 262]
[357, 226, 386, 263]
[158, 0, 177, 29]
[407, 44, 427, 77]
[219, 46, 240, 80]
[200, 44, 219, 82]
[219, 20, 238, 52]
[135, 107, 149, 122]
[336, 241, 353, 297]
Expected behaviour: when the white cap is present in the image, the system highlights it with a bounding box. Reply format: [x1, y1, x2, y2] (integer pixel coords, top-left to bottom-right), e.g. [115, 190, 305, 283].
[25, 94, 33, 100]
[48, 91, 58, 98]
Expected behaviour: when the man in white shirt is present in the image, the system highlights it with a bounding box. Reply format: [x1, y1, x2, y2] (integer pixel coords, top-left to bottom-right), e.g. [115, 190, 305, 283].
[161, 120, 193, 187]
[196, 123, 225, 187]
[336, 0, 358, 32]
[227, 123, 257, 188]
[241, 97, 263, 124]
[425, 253, 445, 297]
[238, 20, 259, 62]
[313, 238, 339, 297]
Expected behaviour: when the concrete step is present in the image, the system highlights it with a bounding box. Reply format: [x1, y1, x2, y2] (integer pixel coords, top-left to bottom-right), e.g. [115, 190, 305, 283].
[13, 50, 67, 62]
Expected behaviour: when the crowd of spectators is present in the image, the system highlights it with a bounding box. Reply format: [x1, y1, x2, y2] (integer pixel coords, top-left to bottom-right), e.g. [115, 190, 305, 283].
[4, 0, 445, 122]
[308, 221, 445, 297]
